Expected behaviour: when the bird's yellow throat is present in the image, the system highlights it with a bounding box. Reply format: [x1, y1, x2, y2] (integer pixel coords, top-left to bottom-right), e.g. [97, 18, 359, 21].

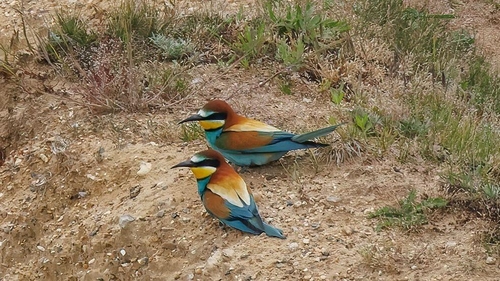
[190, 166, 216, 179]
[199, 120, 224, 130]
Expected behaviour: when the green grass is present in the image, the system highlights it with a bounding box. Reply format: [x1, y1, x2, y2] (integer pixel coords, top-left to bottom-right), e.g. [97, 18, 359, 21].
[369, 190, 448, 231]
[266, 0, 349, 49]
[39, 11, 97, 63]
[345, 1, 500, 235]
[460, 56, 500, 115]
[180, 123, 204, 142]
[233, 20, 269, 68]
[108, 0, 171, 44]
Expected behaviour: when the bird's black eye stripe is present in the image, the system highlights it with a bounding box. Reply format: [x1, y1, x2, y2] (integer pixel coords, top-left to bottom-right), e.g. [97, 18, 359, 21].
[197, 159, 220, 167]
[205, 112, 227, 121]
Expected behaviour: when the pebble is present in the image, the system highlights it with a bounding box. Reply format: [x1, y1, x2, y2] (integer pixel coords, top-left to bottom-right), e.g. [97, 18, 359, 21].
[222, 248, 234, 258]
[118, 215, 135, 228]
[485, 256, 496, 265]
[88, 258, 95, 265]
[342, 227, 354, 236]
[153, 182, 167, 190]
[37, 245, 45, 252]
[289, 242, 299, 249]
[129, 185, 142, 199]
[138, 257, 149, 265]
[137, 162, 152, 176]
[1, 223, 14, 233]
[445, 241, 457, 248]
[303, 238, 310, 244]
[411, 265, 417, 270]
[326, 196, 341, 203]
[156, 210, 165, 218]
[120, 249, 126, 256]
[39, 153, 49, 163]
[79, 191, 88, 198]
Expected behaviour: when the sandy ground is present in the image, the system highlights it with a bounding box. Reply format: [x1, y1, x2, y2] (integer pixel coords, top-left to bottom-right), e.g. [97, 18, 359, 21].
[0, 0, 499, 280]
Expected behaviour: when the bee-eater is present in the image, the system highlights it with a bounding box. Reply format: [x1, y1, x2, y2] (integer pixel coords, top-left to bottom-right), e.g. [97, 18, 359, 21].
[179, 100, 344, 166]
[171, 149, 285, 239]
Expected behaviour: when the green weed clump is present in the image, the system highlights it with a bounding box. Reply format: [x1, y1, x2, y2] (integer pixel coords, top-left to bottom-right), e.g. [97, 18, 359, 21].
[369, 190, 448, 231]
[108, 0, 172, 44]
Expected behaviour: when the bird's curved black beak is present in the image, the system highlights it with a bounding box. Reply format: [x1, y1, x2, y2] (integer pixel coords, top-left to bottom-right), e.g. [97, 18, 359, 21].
[178, 114, 204, 124]
[171, 160, 195, 169]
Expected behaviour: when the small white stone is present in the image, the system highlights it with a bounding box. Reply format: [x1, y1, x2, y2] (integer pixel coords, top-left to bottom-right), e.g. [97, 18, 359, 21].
[39, 154, 49, 163]
[326, 196, 341, 203]
[37, 245, 45, 252]
[486, 256, 496, 265]
[445, 241, 457, 248]
[222, 248, 234, 257]
[137, 162, 152, 176]
[119, 215, 135, 228]
[120, 249, 126, 256]
[138, 257, 149, 265]
[303, 238, 310, 244]
[88, 258, 95, 264]
[289, 242, 299, 250]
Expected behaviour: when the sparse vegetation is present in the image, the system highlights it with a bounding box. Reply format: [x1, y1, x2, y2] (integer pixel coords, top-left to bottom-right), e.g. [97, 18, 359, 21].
[180, 123, 204, 142]
[369, 189, 448, 231]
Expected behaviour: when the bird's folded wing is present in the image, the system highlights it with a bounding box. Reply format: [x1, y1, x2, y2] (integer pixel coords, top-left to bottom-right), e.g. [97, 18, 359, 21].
[225, 118, 280, 132]
[207, 177, 251, 208]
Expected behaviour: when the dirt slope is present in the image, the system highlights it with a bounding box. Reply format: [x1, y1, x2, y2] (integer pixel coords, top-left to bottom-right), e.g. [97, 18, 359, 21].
[1, 1, 499, 280]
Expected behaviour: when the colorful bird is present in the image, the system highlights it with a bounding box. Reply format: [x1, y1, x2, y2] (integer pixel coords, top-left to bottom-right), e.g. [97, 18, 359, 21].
[171, 149, 285, 239]
[179, 100, 344, 166]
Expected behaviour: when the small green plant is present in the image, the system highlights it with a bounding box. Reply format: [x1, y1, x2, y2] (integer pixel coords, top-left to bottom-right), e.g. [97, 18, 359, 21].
[352, 108, 375, 137]
[266, 0, 349, 48]
[108, 0, 171, 44]
[482, 184, 500, 200]
[369, 189, 448, 231]
[54, 12, 97, 47]
[150, 34, 193, 60]
[180, 123, 204, 142]
[233, 21, 269, 68]
[276, 37, 305, 67]
[399, 117, 428, 139]
[40, 11, 97, 62]
[330, 87, 344, 105]
[279, 77, 293, 95]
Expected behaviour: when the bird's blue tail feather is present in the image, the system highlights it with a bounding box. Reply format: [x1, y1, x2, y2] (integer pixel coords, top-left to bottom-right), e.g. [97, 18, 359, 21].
[291, 123, 346, 143]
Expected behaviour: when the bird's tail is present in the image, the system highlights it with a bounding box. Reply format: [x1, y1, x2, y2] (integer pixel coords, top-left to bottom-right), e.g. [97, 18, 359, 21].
[263, 223, 286, 239]
[291, 122, 346, 143]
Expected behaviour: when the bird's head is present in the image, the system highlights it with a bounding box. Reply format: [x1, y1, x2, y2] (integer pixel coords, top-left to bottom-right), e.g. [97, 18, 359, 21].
[171, 149, 225, 180]
[178, 100, 234, 131]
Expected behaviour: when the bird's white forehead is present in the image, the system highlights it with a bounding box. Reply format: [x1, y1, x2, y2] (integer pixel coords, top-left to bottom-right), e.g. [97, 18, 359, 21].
[198, 109, 211, 117]
[191, 154, 205, 163]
